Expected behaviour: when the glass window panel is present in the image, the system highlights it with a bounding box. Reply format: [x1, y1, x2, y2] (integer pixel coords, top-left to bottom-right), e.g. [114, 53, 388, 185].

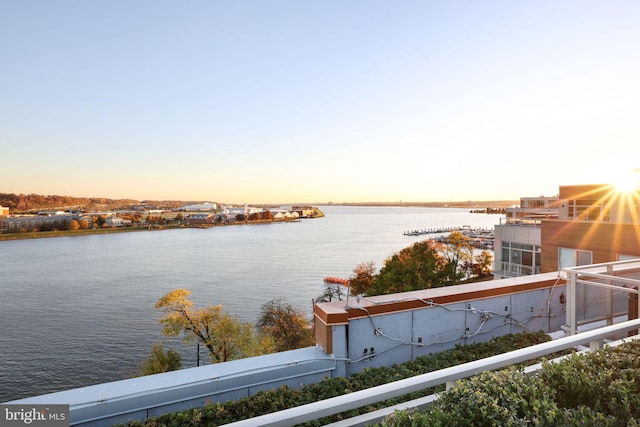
[577, 250, 592, 266]
[511, 249, 522, 264]
[559, 248, 575, 269]
[512, 243, 533, 250]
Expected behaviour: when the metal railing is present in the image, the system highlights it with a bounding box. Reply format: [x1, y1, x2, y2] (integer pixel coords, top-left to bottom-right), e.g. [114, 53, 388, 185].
[563, 259, 640, 335]
[226, 318, 640, 427]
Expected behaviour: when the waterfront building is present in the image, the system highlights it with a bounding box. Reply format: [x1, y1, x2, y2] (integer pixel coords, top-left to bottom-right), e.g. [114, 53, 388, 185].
[187, 213, 214, 225]
[104, 216, 124, 227]
[178, 202, 218, 211]
[494, 183, 640, 278]
[0, 213, 79, 232]
[493, 196, 559, 278]
[541, 184, 640, 271]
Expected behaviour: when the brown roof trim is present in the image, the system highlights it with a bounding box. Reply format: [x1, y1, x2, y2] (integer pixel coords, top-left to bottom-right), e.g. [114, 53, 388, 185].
[314, 273, 564, 325]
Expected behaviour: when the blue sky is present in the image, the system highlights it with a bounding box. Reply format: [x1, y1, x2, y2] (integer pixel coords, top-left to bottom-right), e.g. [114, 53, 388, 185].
[1, 1, 639, 203]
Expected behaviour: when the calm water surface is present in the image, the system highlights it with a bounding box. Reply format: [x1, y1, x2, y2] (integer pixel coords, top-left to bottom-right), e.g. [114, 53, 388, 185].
[0, 206, 502, 401]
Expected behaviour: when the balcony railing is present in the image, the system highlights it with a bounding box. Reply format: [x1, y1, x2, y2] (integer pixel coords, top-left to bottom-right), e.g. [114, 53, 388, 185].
[563, 259, 640, 335]
[494, 261, 541, 277]
[499, 217, 544, 226]
[226, 319, 640, 427]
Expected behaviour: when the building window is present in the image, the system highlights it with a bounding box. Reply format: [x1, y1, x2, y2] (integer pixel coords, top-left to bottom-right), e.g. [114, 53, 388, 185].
[567, 200, 608, 222]
[559, 248, 593, 270]
[500, 241, 541, 276]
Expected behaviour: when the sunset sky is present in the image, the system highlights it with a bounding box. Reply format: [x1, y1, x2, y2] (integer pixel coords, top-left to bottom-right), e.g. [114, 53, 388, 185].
[1, 1, 639, 204]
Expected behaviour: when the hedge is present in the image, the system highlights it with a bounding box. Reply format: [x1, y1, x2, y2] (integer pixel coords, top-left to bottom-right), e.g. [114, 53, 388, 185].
[122, 331, 555, 426]
[381, 339, 640, 426]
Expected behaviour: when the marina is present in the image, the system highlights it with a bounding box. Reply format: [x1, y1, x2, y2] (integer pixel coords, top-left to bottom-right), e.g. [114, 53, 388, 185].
[403, 225, 495, 250]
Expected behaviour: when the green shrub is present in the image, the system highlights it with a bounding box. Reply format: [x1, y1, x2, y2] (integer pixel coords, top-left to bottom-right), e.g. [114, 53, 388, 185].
[539, 340, 640, 422]
[381, 340, 640, 426]
[123, 331, 552, 426]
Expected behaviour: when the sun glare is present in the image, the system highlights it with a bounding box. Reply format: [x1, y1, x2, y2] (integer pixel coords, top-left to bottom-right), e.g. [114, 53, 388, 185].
[611, 169, 640, 194]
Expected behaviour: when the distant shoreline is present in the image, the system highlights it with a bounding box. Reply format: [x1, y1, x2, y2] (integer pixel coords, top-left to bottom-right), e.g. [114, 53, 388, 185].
[323, 200, 517, 209]
[0, 203, 511, 241]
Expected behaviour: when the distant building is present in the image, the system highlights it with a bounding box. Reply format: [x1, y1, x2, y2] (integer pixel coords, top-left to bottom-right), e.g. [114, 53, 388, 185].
[0, 205, 9, 217]
[187, 213, 214, 225]
[105, 216, 124, 227]
[292, 206, 316, 218]
[179, 202, 217, 211]
[0, 214, 78, 232]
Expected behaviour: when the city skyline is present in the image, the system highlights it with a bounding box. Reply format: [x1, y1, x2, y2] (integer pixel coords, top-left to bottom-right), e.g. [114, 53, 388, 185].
[2, 1, 640, 204]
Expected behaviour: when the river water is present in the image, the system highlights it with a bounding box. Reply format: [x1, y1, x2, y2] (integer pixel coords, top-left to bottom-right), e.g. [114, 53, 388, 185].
[0, 206, 502, 402]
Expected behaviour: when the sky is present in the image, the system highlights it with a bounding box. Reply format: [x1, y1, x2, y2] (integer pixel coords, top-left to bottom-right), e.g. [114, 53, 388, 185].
[1, 1, 640, 204]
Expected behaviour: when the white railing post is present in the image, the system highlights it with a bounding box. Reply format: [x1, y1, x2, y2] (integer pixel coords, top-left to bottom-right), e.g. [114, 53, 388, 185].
[606, 264, 613, 326]
[565, 269, 577, 335]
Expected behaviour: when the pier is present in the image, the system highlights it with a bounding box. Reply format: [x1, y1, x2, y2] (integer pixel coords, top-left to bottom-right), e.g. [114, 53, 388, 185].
[402, 226, 466, 236]
[403, 225, 495, 250]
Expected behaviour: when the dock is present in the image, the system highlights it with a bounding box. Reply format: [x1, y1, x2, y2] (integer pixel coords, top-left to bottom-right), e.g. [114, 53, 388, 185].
[403, 225, 495, 250]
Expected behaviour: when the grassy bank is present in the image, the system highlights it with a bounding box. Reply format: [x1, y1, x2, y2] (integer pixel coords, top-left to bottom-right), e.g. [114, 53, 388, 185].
[0, 226, 178, 241]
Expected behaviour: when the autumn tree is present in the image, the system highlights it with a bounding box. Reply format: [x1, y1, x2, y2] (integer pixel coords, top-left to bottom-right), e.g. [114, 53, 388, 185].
[67, 219, 80, 231]
[257, 298, 313, 352]
[349, 261, 376, 295]
[138, 342, 181, 376]
[367, 240, 453, 295]
[469, 250, 494, 277]
[155, 288, 274, 363]
[435, 231, 474, 282]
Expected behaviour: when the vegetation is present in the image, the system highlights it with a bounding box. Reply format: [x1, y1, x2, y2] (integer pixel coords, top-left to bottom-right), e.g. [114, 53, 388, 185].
[122, 331, 553, 426]
[0, 192, 194, 212]
[138, 343, 182, 376]
[348, 261, 377, 296]
[256, 298, 314, 352]
[341, 232, 493, 297]
[155, 289, 275, 363]
[315, 284, 347, 303]
[380, 340, 640, 426]
[153, 290, 314, 366]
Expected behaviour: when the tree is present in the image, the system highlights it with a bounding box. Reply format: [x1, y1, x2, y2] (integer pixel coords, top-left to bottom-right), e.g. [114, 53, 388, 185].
[138, 342, 181, 376]
[67, 219, 80, 231]
[436, 231, 474, 281]
[257, 298, 313, 352]
[349, 261, 376, 296]
[471, 250, 493, 277]
[155, 288, 274, 363]
[95, 215, 106, 228]
[367, 240, 451, 295]
[315, 285, 346, 303]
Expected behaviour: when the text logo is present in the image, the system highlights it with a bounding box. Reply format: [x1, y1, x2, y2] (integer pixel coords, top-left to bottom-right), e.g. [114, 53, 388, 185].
[1, 405, 69, 426]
